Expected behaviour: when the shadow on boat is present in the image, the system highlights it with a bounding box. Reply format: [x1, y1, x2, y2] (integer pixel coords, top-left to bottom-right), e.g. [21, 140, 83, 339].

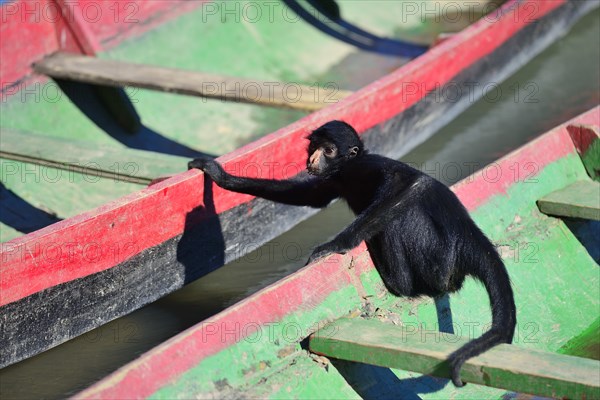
[56, 80, 210, 158]
[562, 218, 600, 264]
[176, 177, 226, 284]
[0, 182, 62, 235]
[332, 358, 451, 400]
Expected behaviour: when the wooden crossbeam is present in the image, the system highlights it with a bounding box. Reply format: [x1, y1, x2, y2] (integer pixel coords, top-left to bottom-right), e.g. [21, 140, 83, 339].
[310, 318, 600, 398]
[537, 180, 600, 220]
[34, 52, 353, 112]
[0, 129, 189, 185]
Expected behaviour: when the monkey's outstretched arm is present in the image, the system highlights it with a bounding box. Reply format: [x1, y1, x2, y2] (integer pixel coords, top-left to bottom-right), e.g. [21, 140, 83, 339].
[189, 157, 338, 208]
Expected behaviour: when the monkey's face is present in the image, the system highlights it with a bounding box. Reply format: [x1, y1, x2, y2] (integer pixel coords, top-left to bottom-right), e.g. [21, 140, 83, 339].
[306, 120, 364, 177]
[307, 141, 338, 176]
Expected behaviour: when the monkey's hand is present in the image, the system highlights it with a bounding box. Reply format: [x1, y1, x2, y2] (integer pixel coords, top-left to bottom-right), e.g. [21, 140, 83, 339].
[306, 241, 346, 265]
[188, 156, 227, 184]
[188, 155, 215, 171]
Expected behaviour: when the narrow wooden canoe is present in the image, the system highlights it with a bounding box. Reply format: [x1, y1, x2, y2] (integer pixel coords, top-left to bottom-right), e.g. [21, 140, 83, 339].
[74, 107, 600, 399]
[1, 0, 597, 369]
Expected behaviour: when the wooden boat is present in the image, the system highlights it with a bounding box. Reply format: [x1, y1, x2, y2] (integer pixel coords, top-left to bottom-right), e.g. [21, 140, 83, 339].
[73, 107, 600, 398]
[0, 0, 597, 370]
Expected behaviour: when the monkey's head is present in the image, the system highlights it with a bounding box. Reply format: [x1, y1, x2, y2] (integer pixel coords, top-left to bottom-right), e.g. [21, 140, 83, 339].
[306, 120, 364, 177]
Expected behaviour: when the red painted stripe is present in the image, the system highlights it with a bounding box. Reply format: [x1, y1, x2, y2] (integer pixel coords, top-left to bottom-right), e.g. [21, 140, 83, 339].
[453, 106, 600, 211]
[0, 0, 564, 307]
[74, 106, 600, 400]
[1, 0, 61, 87]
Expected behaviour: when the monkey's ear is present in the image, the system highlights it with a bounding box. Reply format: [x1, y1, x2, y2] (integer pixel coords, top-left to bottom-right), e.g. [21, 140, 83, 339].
[349, 146, 359, 158]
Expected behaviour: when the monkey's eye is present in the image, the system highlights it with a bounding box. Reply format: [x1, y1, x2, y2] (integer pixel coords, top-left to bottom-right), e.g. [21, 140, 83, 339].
[324, 147, 334, 155]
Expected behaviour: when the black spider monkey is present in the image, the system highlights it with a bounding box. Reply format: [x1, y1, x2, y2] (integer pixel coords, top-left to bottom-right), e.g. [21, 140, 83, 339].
[188, 120, 516, 387]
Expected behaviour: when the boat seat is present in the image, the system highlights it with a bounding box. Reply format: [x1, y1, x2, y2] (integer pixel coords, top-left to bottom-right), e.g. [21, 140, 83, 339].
[537, 180, 600, 220]
[34, 52, 352, 112]
[309, 317, 600, 398]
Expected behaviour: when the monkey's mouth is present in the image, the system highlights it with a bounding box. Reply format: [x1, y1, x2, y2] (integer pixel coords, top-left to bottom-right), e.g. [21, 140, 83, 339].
[307, 166, 320, 176]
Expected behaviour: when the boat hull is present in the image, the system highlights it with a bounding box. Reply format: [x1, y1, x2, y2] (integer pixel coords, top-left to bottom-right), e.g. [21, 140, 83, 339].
[1, 0, 598, 369]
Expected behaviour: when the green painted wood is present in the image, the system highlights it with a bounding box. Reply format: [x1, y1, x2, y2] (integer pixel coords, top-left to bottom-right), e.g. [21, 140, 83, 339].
[0, 128, 189, 184]
[558, 317, 600, 361]
[582, 139, 600, 181]
[537, 180, 600, 220]
[34, 53, 353, 112]
[310, 318, 600, 399]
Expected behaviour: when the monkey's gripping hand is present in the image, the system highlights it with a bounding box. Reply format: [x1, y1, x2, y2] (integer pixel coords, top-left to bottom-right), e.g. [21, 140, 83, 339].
[306, 241, 347, 265]
[188, 156, 227, 185]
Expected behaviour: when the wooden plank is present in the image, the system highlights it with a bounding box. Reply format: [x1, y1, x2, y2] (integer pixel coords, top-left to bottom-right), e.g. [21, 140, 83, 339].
[309, 318, 600, 399]
[537, 180, 600, 220]
[34, 52, 353, 112]
[0, 129, 190, 185]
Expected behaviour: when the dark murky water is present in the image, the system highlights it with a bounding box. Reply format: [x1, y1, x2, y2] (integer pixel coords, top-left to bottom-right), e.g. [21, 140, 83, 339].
[1, 10, 598, 400]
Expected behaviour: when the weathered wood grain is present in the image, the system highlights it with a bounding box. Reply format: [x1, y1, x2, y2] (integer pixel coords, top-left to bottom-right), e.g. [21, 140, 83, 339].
[537, 180, 600, 220]
[310, 318, 600, 399]
[34, 52, 353, 111]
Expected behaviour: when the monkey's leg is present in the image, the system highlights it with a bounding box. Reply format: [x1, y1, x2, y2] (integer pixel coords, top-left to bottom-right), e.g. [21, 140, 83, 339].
[365, 233, 417, 297]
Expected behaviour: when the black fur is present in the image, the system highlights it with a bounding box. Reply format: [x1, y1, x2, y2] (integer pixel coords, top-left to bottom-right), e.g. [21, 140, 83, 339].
[188, 120, 516, 386]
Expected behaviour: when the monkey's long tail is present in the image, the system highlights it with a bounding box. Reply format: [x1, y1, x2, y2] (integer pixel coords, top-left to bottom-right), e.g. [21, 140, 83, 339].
[447, 253, 516, 387]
